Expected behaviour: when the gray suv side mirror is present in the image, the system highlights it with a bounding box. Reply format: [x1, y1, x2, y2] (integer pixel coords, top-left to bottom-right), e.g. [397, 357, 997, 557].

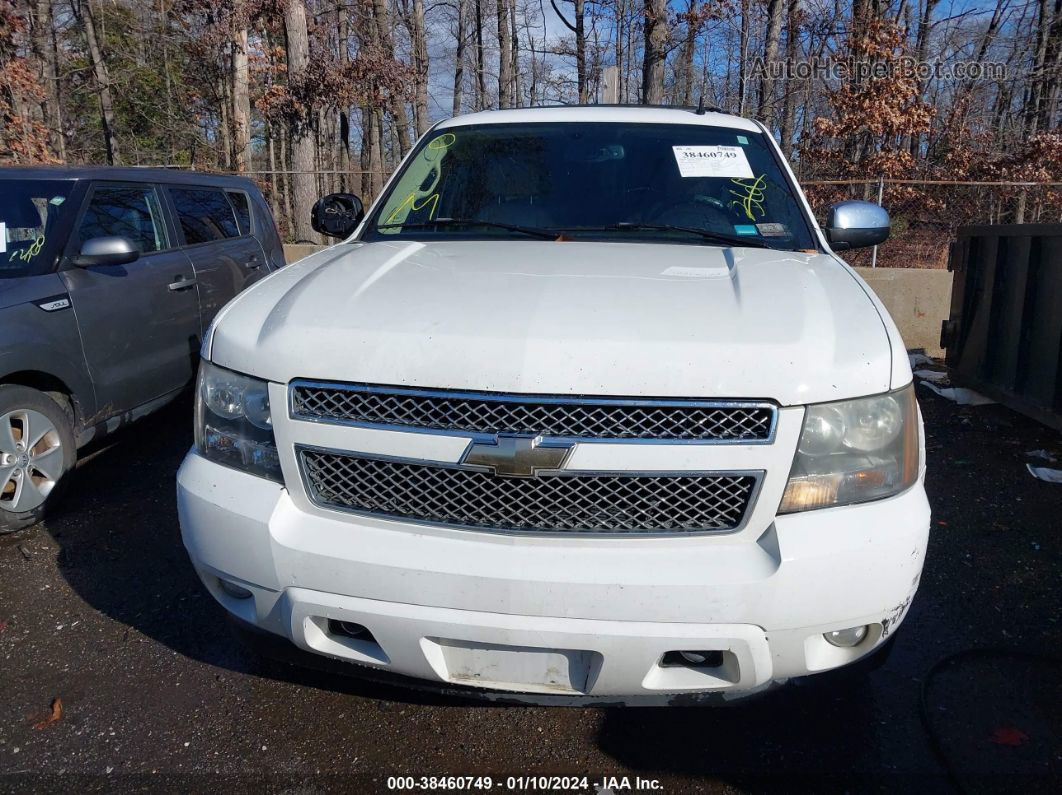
[74, 236, 140, 267]
[311, 193, 365, 239]
[825, 201, 890, 251]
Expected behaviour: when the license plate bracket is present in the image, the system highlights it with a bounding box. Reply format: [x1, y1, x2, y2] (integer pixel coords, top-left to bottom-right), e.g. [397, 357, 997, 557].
[427, 638, 599, 694]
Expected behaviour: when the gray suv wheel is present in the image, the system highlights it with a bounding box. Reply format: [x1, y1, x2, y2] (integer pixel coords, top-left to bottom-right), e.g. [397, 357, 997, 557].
[0, 385, 75, 534]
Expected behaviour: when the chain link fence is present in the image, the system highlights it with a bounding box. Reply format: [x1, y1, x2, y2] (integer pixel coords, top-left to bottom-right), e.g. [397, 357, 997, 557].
[237, 169, 1062, 267]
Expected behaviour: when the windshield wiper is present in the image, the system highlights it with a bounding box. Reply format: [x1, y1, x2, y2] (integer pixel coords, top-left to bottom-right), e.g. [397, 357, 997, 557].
[376, 218, 559, 240]
[553, 223, 771, 249]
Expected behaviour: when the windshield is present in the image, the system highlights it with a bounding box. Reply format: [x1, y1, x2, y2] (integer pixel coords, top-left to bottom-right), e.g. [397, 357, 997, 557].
[365, 122, 817, 250]
[0, 179, 73, 279]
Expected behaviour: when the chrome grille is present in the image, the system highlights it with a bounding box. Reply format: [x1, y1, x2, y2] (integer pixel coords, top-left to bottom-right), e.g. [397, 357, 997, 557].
[299, 449, 759, 534]
[291, 383, 775, 442]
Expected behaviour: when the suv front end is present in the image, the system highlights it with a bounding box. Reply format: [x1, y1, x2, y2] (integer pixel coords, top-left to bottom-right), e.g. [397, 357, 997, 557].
[177, 107, 929, 702]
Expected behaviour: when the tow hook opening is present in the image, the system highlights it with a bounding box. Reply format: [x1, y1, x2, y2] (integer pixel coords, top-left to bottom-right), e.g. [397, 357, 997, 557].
[329, 619, 375, 642]
[661, 650, 726, 669]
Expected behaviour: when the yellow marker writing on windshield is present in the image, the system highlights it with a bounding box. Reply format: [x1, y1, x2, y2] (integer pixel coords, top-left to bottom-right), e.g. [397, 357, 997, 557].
[728, 175, 767, 220]
[428, 133, 456, 150]
[384, 193, 440, 226]
[9, 235, 44, 262]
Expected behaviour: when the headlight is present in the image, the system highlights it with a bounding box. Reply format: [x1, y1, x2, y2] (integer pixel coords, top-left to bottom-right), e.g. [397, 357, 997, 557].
[780, 384, 920, 513]
[195, 362, 282, 482]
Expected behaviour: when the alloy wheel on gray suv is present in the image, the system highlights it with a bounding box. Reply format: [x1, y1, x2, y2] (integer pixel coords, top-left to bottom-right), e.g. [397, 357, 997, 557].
[0, 408, 64, 512]
[0, 385, 76, 534]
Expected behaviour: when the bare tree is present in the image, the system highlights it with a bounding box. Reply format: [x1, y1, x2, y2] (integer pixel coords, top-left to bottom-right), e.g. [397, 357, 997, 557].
[675, 1, 697, 106]
[551, 0, 587, 102]
[283, 0, 319, 242]
[76, 0, 120, 164]
[474, 0, 486, 108]
[641, 0, 667, 103]
[453, 0, 467, 114]
[780, 0, 802, 156]
[1026, 0, 1059, 133]
[371, 0, 412, 153]
[411, 0, 429, 134]
[232, 23, 251, 171]
[30, 0, 63, 159]
[758, 0, 785, 126]
[498, 0, 513, 107]
[510, 0, 522, 104]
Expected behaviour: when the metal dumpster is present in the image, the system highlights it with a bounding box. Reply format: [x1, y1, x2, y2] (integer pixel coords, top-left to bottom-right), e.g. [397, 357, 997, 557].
[941, 224, 1062, 431]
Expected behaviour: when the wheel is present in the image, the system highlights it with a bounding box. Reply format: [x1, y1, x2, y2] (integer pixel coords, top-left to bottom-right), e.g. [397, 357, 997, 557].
[0, 385, 76, 534]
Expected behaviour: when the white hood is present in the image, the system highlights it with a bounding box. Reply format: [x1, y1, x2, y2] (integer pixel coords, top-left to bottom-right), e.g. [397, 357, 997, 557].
[208, 240, 898, 406]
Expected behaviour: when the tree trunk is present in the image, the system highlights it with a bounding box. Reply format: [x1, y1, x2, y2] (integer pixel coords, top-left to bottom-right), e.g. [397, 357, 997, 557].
[676, 1, 697, 106]
[360, 107, 374, 196]
[615, 0, 625, 102]
[32, 0, 63, 160]
[738, 0, 749, 113]
[576, 0, 587, 102]
[474, 0, 486, 109]
[453, 0, 466, 114]
[510, 0, 522, 105]
[337, 4, 351, 191]
[267, 121, 280, 222]
[219, 75, 232, 169]
[758, 0, 785, 127]
[908, 0, 939, 154]
[641, 0, 667, 104]
[780, 0, 801, 156]
[497, 0, 513, 107]
[80, 0, 120, 164]
[284, 0, 319, 243]
[161, 0, 176, 161]
[1036, 0, 1061, 132]
[412, 0, 429, 133]
[280, 129, 293, 236]
[232, 26, 251, 172]
[370, 0, 411, 152]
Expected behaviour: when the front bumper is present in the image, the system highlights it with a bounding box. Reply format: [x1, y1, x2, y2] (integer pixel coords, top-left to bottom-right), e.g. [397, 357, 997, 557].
[178, 451, 930, 700]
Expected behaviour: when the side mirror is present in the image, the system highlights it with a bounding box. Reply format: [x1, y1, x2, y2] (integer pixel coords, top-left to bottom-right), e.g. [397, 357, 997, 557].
[73, 236, 139, 267]
[825, 200, 890, 250]
[311, 193, 365, 239]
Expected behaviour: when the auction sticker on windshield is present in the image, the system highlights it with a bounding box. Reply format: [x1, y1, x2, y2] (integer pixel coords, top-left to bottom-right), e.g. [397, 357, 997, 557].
[0, 222, 6, 254]
[672, 145, 753, 179]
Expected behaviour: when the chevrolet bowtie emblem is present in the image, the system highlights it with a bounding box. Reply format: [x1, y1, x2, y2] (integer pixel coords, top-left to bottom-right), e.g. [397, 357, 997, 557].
[461, 434, 573, 478]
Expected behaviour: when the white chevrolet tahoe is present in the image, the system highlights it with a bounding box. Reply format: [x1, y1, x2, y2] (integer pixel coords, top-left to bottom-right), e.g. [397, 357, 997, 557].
[177, 106, 929, 703]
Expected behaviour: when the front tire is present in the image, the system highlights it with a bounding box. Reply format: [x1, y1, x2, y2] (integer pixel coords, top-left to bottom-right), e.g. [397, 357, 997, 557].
[0, 385, 76, 534]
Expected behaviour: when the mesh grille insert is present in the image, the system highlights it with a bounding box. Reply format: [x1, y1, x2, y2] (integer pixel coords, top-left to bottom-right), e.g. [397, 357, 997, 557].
[300, 449, 758, 535]
[291, 384, 774, 442]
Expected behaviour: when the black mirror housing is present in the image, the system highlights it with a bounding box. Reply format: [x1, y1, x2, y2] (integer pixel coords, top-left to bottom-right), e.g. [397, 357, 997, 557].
[311, 193, 365, 239]
[73, 236, 140, 267]
[825, 200, 890, 251]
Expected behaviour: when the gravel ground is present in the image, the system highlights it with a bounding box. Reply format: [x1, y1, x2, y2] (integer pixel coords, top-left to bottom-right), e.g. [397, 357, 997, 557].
[1, 386, 1059, 793]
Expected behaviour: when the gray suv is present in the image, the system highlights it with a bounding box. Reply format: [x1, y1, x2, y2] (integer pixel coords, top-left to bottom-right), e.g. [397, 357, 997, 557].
[0, 166, 284, 532]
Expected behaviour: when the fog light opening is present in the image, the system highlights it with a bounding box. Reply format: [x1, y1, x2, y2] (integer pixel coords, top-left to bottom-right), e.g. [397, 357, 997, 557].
[329, 619, 375, 642]
[218, 578, 252, 600]
[661, 650, 725, 668]
[824, 625, 869, 648]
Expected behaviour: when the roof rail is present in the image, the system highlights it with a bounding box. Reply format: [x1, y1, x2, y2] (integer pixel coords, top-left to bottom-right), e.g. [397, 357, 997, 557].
[511, 101, 728, 114]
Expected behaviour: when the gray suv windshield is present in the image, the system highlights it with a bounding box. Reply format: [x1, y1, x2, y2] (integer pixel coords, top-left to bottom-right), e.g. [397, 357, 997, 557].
[0, 180, 73, 278]
[365, 122, 816, 250]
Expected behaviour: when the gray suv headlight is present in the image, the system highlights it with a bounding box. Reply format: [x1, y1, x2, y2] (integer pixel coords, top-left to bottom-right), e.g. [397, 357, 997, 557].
[779, 384, 919, 513]
[194, 362, 282, 483]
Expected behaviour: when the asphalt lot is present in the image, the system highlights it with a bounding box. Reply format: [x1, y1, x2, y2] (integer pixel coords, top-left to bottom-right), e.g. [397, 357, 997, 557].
[1, 384, 1060, 792]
